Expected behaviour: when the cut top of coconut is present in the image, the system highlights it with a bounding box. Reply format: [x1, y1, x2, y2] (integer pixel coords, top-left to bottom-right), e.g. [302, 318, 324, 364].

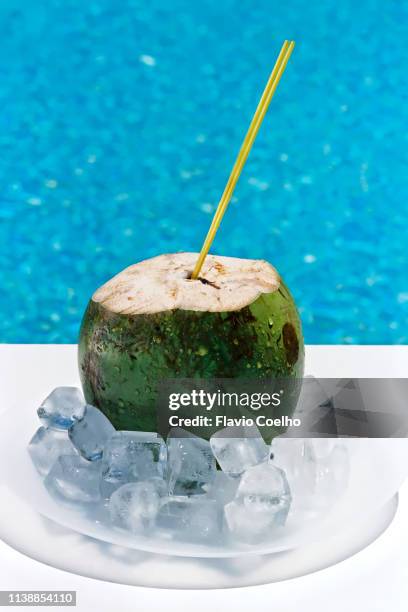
[93, 253, 281, 315]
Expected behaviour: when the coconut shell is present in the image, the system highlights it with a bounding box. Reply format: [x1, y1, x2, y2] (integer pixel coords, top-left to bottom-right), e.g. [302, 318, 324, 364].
[78, 253, 304, 435]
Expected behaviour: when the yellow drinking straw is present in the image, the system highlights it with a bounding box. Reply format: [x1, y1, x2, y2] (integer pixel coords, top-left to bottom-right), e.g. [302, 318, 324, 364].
[191, 40, 295, 280]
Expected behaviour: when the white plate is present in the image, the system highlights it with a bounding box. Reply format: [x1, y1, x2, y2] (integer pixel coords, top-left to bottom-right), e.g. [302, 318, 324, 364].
[0, 483, 398, 588]
[0, 400, 407, 558]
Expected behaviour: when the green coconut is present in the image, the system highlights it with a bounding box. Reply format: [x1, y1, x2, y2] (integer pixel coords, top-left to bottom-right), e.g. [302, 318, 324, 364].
[78, 253, 304, 438]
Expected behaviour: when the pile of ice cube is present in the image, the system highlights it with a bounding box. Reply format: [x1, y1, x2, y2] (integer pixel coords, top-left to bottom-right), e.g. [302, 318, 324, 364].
[28, 387, 349, 546]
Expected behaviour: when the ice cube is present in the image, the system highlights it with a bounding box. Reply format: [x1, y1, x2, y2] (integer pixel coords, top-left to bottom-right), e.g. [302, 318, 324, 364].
[314, 445, 350, 508]
[28, 427, 77, 477]
[157, 496, 220, 541]
[224, 463, 290, 543]
[270, 437, 317, 499]
[270, 437, 349, 518]
[167, 428, 216, 495]
[109, 479, 166, 533]
[101, 431, 167, 496]
[37, 387, 86, 430]
[204, 471, 240, 505]
[295, 376, 330, 416]
[224, 500, 277, 543]
[69, 405, 115, 461]
[236, 462, 291, 518]
[210, 424, 268, 476]
[310, 438, 339, 459]
[44, 455, 102, 503]
[289, 377, 338, 438]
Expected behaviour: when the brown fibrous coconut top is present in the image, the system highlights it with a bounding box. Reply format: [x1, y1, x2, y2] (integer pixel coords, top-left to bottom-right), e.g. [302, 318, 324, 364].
[93, 252, 280, 315]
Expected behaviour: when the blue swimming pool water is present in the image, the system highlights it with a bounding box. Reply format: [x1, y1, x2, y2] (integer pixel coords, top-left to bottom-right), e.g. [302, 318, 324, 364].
[1, 1, 407, 344]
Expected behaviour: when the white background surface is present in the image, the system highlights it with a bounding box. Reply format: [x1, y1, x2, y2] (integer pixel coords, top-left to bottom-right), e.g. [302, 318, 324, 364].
[0, 344, 407, 610]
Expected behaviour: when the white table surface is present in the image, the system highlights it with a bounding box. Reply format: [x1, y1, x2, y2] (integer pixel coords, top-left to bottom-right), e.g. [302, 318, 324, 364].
[0, 344, 407, 611]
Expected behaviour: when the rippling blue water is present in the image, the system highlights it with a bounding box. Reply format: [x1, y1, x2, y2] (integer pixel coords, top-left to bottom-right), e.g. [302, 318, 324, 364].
[1, 1, 407, 344]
